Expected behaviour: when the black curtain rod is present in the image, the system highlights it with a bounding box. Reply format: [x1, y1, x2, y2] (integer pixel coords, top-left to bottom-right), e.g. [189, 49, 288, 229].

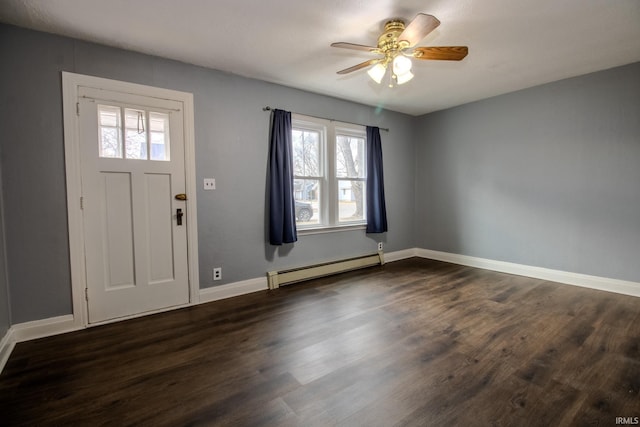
[262, 106, 389, 132]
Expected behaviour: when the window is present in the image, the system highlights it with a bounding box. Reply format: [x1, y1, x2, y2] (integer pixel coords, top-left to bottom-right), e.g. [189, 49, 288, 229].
[292, 122, 322, 226]
[292, 114, 366, 230]
[336, 132, 366, 223]
[97, 104, 170, 161]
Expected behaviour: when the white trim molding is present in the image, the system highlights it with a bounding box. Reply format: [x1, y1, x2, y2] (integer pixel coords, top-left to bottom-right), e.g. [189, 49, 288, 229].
[0, 327, 15, 373]
[0, 277, 269, 374]
[414, 248, 640, 298]
[11, 314, 79, 343]
[199, 277, 268, 304]
[384, 248, 416, 263]
[0, 314, 80, 373]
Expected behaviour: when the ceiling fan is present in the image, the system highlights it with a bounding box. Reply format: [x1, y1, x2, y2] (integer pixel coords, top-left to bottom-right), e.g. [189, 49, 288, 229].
[331, 13, 468, 86]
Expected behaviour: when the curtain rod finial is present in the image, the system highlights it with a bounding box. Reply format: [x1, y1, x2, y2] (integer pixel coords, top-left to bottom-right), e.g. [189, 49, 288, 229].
[263, 106, 272, 111]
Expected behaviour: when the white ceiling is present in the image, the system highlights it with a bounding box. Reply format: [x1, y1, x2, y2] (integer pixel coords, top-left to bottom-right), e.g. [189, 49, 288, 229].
[1, 0, 639, 116]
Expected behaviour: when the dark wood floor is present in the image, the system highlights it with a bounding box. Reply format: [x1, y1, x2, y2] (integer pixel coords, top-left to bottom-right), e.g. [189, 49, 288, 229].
[1, 258, 640, 426]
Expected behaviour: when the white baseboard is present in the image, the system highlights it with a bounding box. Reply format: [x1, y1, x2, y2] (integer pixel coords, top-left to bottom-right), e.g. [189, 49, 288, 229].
[0, 327, 15, 373]
[199, 277, 268, 304]
[0, 314, 79, 374]
[414, 248, 640, 298]
[384, 248, 416, 263]
[0, 278, 270, 374]
[11, 314, 80, 343]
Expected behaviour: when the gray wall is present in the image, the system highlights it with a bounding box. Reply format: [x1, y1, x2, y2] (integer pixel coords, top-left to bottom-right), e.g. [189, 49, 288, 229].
[1, 22, 638, 326]
[414, 62, 640, 282]
[0, 24, 415, 323]
[0, 25, 75, 324]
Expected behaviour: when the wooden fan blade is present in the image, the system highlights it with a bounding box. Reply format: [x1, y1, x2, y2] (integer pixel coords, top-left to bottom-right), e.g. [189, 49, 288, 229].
[398, 13, 440, 47]
[337, 59, 380, 75]
[413, 46, 469, 61]
[331, 42, 378, 52]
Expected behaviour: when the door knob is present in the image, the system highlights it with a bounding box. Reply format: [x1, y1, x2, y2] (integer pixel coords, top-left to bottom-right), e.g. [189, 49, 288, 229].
[175, 193, 187, 200]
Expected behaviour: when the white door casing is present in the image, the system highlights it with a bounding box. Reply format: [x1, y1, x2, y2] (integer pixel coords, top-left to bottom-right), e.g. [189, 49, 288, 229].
[63, 72, 199, 327]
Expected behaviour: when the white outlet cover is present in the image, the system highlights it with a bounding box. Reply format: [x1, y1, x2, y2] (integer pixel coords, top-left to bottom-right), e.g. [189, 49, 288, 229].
[204, 178, 215, 190]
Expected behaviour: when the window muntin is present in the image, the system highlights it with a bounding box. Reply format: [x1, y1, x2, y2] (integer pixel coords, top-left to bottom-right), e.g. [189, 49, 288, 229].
[292, 115, 366, 230]
[98, 104, 170, 161]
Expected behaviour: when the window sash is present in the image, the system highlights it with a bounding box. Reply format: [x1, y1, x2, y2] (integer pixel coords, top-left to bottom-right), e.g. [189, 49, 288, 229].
[337, 178, 366, 224]
[336, 132, 366, 179]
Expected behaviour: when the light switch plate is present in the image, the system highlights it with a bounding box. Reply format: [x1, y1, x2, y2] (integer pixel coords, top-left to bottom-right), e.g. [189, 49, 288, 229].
[204, 178, 215, 190]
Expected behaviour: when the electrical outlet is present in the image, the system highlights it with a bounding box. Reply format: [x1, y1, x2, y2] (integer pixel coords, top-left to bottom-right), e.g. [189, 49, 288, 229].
[213, 267, 222, 281]
[204, 178, 216, 190]
[378, 242, 383, 251]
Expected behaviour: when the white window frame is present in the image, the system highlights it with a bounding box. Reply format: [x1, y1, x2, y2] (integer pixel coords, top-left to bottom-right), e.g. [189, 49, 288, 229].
[292, 114, 367, 233]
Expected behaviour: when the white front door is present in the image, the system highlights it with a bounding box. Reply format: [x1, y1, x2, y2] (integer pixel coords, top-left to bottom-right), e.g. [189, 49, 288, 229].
[78, 86, 190, 323]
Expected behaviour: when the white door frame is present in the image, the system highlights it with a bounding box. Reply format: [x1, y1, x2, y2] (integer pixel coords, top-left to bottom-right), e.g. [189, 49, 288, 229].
[62, 72, 200, 328]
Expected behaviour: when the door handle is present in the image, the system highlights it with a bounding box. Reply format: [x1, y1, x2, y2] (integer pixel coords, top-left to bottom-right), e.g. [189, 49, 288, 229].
[176, 208, 183, 226]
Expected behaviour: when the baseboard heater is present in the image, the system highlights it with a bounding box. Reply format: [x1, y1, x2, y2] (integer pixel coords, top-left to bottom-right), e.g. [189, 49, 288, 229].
[267, 251, 385, 290]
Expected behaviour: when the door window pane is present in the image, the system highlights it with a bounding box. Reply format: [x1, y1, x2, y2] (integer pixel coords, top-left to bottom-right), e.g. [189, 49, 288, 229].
[149, 112, 170, 161]
[98, 105, 122, 158]
[125, 108, 148, 160]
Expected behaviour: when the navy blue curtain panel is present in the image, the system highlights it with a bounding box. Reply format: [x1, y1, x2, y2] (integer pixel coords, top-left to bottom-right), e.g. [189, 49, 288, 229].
[366, 126, 388, 233]
[268, 109, 298, 245]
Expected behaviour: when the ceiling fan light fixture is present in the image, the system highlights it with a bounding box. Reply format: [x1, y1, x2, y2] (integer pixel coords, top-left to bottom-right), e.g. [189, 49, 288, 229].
[395, 69, 414, 85]
[367, 63, 387, 84]
[332, 13, 467, 87]
[392, 55, 412, 75]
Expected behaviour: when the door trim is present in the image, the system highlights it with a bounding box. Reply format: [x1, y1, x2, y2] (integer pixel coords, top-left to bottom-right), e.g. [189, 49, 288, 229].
[62, 72, 200, 328]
